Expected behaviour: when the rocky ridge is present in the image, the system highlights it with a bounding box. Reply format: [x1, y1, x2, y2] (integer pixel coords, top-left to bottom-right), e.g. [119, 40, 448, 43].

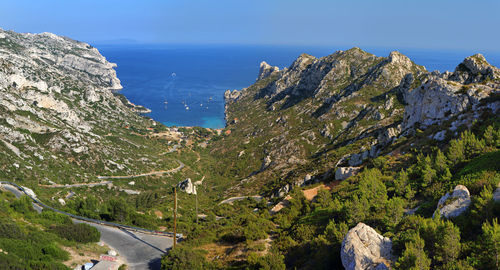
[221, 47, 499, 197]
[0, 29, 165, 186]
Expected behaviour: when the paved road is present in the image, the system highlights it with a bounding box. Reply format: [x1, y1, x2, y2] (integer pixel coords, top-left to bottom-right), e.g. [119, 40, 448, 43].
[1, 183, 173, 270]
[74, 220, 173, 270]
[219, 195, 263, 205]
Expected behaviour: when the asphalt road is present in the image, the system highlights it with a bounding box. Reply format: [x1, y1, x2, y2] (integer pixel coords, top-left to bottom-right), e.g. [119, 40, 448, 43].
[1, 183, 173, 270]
[74, 220, 173, 270]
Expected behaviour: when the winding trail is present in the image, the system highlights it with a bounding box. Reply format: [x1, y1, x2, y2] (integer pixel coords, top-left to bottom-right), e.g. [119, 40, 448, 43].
[97, 159, 184, 180]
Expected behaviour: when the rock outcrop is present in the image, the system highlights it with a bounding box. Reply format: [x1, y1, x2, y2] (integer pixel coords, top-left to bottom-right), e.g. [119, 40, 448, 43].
[335, 167, 360, 180]
[403, 54, 499, 130]
[257, 61, 279, 80]
[341, 223, 394, 270]
[434, 185, 471, 218]
[449, 54, 500, 84]
[177, 178, 197, 195]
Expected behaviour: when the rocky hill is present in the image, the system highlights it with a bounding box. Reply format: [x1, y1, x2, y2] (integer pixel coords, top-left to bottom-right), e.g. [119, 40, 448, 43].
[219, 48, 499, 197]
[0, 28, 175, 189]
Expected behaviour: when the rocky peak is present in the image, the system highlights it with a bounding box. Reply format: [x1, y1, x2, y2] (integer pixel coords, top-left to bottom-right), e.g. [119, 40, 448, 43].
[402, 54, 499, 131]
[289, 53, 317, 71]
[388, 51, 413, 67]
[450, 53, 500, 84]
[257, 61, 279, 81]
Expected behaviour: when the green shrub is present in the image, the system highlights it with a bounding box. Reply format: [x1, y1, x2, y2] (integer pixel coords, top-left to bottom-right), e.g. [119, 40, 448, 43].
[161, 246, 209, 270]
[50, 223, 100, 243]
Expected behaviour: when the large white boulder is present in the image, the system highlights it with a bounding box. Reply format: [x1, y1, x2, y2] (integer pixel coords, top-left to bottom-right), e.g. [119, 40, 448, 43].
[341, 223, 394, 270]
[177, 178, 196, 195]
[434, 185, 471, 218]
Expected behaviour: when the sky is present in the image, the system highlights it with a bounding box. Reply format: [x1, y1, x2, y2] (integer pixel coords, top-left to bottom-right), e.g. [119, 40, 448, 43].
[1, 0, 499, 51]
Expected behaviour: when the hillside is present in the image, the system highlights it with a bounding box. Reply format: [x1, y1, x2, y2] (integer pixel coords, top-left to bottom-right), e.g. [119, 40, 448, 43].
[173, 48, 500, 270]
[216, 48, 499, 198]
[1, 28, 500, 270]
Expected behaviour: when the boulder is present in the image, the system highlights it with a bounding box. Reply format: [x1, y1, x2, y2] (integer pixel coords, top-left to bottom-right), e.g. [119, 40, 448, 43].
[335, 167, 361, 181]
[341, 223, 394, 270]
[177, 178, 197, 195]
[433, 185, 471, 218]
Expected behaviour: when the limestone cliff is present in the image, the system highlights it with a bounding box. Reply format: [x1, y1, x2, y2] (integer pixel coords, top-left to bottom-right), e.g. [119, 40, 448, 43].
[0, 29, 164, 186]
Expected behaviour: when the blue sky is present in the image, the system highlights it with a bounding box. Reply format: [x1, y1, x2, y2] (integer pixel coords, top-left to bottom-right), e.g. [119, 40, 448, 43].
[1, 0, 499, 51]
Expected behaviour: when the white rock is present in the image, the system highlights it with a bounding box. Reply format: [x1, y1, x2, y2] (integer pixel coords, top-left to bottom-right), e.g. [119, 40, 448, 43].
[128, 181, 135, 186]
[258, 61, 280, 80]
[177, 178, 196, 195]
[434, 185, 471, 218]
[335, 167, 360, 180]
[341, 223, 394, 270]
[58, 198, 66, 205]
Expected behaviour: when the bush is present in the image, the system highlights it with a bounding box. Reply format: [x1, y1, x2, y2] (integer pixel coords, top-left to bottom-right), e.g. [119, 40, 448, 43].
[50, 223, 100, 243]
[161, 246, 209, 270]
[247, 252, 286, 270]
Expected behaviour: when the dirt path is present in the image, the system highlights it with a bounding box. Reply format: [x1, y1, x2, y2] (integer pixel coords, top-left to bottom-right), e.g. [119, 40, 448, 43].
[97, 159, 184, 180]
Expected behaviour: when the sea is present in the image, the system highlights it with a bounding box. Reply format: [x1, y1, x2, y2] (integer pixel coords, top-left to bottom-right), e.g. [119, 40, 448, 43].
[97, 44, 500, 129]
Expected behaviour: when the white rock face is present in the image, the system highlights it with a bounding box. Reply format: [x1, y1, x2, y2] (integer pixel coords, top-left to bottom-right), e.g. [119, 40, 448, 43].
[258, 61, 280, 80]
[341, 223, 394, 270]
[434, 185, 471, 218]
[403, 78, 469, 129]
[402, 54, 499, 131]
[177, 178, 196, 195]
[335, 167, 360, 180]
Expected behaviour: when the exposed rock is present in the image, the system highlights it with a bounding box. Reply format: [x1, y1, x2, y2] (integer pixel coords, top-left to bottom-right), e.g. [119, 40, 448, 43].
[341, 223, 394, 270]
[58, 198, 66, 205]
[432, 130, 447, 141]
[224, 89, 241, 103]
[260, 155, 272, 171]
[493, 182, 500, 203]
[177, 178, 197, 195]
[450, 54, 500, 84]
[335, 167, 361, 180]
[434, 185, 471, 218]
[258, 61, 279, 80]
[402, 54, 499, 131]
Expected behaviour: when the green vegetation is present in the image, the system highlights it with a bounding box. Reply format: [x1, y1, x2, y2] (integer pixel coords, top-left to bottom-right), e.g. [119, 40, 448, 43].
[0, 191, 102, 269]
[50, 223, 100, 243]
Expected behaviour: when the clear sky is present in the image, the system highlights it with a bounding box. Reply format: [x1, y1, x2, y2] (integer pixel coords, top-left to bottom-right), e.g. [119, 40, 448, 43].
[1, 0, 499, 51]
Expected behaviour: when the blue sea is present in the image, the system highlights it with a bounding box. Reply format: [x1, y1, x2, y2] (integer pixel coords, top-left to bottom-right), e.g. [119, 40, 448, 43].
[97, 44, 500, 129]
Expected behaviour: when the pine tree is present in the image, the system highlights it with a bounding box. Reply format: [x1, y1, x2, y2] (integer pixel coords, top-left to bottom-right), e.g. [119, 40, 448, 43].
[474, 218, 500, 269]
[396, 233, 431, 270]
[434, 149, 448, 173]
[385, 197, 405, 229]
[394, 170, 409, 197]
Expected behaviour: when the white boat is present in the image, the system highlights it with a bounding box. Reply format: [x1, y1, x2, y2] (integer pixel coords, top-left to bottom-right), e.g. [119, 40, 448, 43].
[185, 106, 190, 110]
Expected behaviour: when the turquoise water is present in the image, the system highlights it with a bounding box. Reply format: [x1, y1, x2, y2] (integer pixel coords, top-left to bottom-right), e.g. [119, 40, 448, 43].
[97, 44, 500, 129]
